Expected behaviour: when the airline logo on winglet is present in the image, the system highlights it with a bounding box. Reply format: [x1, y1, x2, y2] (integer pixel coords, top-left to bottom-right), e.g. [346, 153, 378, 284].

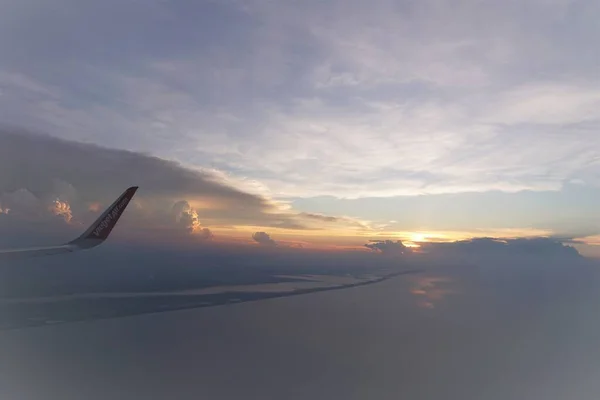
[92, 195, 132, 238]
[82, 186, 138, 241]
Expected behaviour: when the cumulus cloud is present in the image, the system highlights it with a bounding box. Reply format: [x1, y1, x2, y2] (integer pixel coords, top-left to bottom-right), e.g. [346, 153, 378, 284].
[252, 232, 277, 246]
[365, 240, 409, 255]
[169, 200, 214, 240]
[48, 199, 73, 223]
[171, 200, 201, 233]
[0, 184, 80, 235]
[0, 187, 76, 224]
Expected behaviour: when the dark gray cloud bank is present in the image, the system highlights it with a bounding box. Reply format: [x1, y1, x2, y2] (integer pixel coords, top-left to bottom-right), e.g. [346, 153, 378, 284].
[0, 127, 270, 216]
[0, 127, 321, 247]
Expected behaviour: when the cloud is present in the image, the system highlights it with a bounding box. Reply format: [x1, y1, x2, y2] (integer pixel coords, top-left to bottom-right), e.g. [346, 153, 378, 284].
[0, 129, 441, 249]
[483, 83, 600, 125]
[300, 213, 339, 223]
[0, 0, 598, 200]
[364, 236, 583, 265]
[171, 200, 201, 233]
[365, 240, 409, 255]
[48, 199, 73, 223]
[169, 200, 214, 239]
[198, 227, 214, 240]
[299, 212, 370, 230]
[419, 237, 582, 260]
[0, 177, 81, 224]
[0, 129, 326, 242]
[88, 202, 101, 213]
[0, 188, 40, 215]
[252, 232, 277, 246]
[290, 187, 600, 245]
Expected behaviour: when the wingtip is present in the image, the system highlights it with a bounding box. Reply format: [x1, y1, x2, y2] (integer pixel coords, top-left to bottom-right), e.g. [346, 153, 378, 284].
[69, 185, 139, 247]
[123, 186, 139, 197]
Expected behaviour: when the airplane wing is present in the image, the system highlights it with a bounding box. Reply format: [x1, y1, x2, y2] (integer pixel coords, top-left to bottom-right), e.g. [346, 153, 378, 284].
[0, 186, 138, 261]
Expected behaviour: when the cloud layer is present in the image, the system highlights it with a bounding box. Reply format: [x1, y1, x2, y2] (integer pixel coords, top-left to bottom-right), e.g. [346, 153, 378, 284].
[0, 0, 598, 199]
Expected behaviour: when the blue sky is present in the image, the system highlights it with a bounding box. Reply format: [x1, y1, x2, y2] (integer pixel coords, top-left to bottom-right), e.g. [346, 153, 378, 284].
[1, 0, 599, 254]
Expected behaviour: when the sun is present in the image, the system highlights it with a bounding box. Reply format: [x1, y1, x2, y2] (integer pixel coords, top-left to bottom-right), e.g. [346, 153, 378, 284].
[411, 233, 428, 242]
[408, 232, 451, 243]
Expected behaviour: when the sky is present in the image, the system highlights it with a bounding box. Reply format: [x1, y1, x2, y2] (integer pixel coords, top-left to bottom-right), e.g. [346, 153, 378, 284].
[1, 0, 599, 255]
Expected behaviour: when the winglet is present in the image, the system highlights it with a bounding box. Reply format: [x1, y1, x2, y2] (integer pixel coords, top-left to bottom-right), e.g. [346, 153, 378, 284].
[69, 186, 138, 249]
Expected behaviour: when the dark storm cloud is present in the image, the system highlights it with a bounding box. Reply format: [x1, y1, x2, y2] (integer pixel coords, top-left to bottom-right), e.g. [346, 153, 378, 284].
[0, 128, 314, 241]
[0, 128, 264, 206]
